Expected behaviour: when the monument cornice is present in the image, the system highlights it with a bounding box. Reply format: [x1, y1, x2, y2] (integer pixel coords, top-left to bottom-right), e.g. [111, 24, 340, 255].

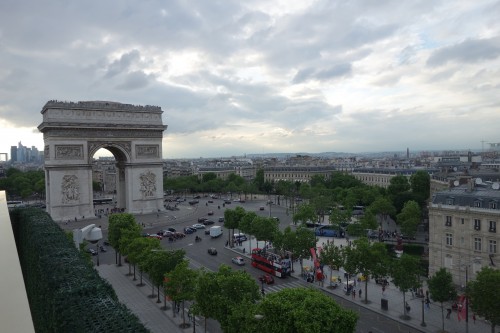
[39, 127, 165, 138]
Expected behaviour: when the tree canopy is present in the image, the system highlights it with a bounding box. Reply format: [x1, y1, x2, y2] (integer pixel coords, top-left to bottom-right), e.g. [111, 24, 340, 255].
[467, 267, 500, 333]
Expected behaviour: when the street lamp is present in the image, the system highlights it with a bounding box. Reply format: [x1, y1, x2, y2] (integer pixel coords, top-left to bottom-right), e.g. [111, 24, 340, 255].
[420, 298, 426, 327]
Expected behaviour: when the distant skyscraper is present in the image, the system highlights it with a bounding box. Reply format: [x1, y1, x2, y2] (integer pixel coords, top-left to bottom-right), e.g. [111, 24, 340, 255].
[10, 146, 17, 162]
[17, 142, 26, 163]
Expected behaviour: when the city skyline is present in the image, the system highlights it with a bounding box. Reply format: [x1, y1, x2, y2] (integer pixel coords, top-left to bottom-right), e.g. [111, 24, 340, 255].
[1, 1, 499, 158]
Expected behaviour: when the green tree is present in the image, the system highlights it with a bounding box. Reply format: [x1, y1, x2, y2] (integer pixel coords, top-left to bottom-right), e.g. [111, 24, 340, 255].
[248, 288, 358, 333]
[293, 226, 316, 275]
[201, 172, 217, 183]
[397, 200, 421, 238]
[108, 213, 140, 266]
[252, 216, 279, 246]
[388, 175, 410, 197]
[193, 265, 260, 333]
[319, 243, 345, 286]
[428, 268, 457, 332]
[367, 197, 396, 227]
[126, 237, 161, 283]
[165, 260, 198, 324]
[254, 168, 265, 192]
[467, 267, 500, 333]
[343, 237, 390, 303]
[293, 203, 317, 225]
[239, 211, 258, 250]
[410, 170, 430, 204]
[390, 254, 422, 318]
[143, 249, 185, 302]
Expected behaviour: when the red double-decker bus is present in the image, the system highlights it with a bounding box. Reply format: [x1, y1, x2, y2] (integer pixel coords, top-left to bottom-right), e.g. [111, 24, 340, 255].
[251, 248, 291, 278]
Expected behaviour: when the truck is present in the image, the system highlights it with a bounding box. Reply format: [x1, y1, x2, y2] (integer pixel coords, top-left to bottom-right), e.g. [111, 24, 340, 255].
[209, 226, 222, 238]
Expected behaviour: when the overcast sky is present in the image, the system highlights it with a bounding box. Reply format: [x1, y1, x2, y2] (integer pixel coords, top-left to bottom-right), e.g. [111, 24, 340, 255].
[1, 1, 499, 159]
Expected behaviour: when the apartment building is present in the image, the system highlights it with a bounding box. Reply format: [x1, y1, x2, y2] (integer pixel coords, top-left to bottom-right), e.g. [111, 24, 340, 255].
[428, 181, 500, 286]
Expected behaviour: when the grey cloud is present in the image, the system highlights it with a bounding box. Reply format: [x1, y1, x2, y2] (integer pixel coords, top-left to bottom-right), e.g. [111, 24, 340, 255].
[427, 37, 500, 67]
[104, 50, 142, 79]
[292, 64, 352, 84]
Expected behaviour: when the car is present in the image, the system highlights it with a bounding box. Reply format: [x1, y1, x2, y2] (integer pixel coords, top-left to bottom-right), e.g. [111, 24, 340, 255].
[259, 274, 275, 284]
[193, 195, 201, 199]
[272, 217, 280, 222]
[234, 233, 247, 242]
[375, 277, 390, 286]
[188, 200, 199, 205]
[208, 200, 214, 203]
[259, 206, 265, 211]
[233, 198, 240, 202]
[224, 200, 232, 204]
[192, 223, 205, 229]
[167, 227, 176, 232]
[203, 219, 215, 226]
[184, 227, 196, 234]
[218, 217, 225, 223]
[232, 256, 245, 265]
[86, 248, 98, 256]
[207, 211, 214, 216]
[198, 217, 208, 223]
[205, 229, 210, 235]
[162, 230, 174, 238]
[148, 234, 162, 240]
[208, 247, 217, 255]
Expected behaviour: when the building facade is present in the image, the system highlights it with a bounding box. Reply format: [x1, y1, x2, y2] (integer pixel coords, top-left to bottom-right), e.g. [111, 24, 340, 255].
[428, 182, 500, 286]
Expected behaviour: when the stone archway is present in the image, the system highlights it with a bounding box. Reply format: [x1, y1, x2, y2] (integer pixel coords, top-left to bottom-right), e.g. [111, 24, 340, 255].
[38, 100, 167, 221]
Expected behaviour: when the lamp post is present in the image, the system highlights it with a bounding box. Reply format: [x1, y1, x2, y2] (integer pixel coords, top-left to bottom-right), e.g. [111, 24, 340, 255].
[96, 241, 100, 266]
[420, 298, 426, 327]
[465, 266, 469, 333]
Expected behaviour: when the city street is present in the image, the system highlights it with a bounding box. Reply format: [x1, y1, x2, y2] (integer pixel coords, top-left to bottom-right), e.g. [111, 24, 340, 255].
[60, 196, 488, 333]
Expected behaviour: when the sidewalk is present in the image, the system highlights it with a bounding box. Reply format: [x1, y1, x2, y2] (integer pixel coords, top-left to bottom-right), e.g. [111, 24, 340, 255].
[97, 264, 191, 333]
[232, 236, 491, 333]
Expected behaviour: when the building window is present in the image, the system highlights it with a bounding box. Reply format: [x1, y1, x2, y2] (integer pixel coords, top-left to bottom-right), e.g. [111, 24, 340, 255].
[445, 233, 453, 246]
[490, 202, 498, 209]
[489, 221, 497, 233]
[461, 218, 465, 225]
[445, 216, 452, 226]
[490, 240, 497, 254]
[474, 201, 481, 208]
[474, 219, 481, 231]
[446, 198, 454, 205]
[474, 238, 482, 252]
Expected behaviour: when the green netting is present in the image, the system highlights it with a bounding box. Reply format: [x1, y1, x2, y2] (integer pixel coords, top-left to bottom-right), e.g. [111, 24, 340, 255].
[10, 208, 150, 333]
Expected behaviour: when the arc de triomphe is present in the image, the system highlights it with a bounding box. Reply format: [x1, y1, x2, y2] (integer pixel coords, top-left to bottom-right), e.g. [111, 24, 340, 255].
[38, 100, 167, 221]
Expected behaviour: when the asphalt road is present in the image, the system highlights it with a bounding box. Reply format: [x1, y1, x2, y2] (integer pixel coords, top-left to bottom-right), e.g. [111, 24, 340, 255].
[81, 197, 424, 333]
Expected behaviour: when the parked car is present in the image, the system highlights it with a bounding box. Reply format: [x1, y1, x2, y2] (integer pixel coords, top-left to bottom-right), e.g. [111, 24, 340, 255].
[198, 217, 208, 223]
[208, 200, 214, 203]
[203, 219, 215, 226]
[375, 277, 390, 286]
[167, 227, 176, 232]
[259, 274, 275, 284]
[208, 247, 217, 255]
[184, 227, 196, 234]
[232, 256, 245, 265]
[148, 234, 162, 240]
[234, 233, 247, 242]
[86, 248, 98, 256]
[259, 206, 265, 211]
[192, 223, 205, 229]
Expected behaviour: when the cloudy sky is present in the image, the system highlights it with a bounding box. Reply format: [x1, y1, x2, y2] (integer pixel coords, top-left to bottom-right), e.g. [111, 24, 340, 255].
[1, 0, 499, 159]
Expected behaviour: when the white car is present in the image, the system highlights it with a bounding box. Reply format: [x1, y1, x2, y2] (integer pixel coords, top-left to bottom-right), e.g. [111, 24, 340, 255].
[232, 256, 245, 266]
[192, 223, 205, 229]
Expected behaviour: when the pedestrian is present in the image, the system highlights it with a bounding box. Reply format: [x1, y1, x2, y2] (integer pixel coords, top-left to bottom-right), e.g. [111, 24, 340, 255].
[382, 285, 386, 294]
[359, 289, 362, 298]
[472, 313, 476, 324]
[425, 297, 430, 309]
[446, 308, 451, 319]
[352, 289, 356, 299]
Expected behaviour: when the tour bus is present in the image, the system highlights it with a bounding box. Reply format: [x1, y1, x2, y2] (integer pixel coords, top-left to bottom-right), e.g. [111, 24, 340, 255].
[315, 225, 344, 237]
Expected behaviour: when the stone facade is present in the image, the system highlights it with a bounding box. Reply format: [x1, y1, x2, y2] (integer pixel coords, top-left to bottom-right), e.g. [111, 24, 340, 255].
[38, 100, 167, 221]
[428, 182, 500, 286]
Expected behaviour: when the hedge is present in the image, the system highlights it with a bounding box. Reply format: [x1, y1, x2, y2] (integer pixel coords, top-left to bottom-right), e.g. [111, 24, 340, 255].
[10, 208, 149, 333]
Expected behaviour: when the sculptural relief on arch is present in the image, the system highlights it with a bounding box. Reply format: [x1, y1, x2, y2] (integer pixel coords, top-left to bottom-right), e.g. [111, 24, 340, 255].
[38, 100, 167, 221]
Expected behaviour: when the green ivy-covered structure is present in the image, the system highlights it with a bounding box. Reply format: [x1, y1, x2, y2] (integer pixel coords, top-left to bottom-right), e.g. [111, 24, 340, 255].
[10, 208, 149, 333]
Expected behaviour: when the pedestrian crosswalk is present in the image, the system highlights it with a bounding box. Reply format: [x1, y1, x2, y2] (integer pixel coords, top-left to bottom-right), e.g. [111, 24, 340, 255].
[263, 279, 310, 294]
